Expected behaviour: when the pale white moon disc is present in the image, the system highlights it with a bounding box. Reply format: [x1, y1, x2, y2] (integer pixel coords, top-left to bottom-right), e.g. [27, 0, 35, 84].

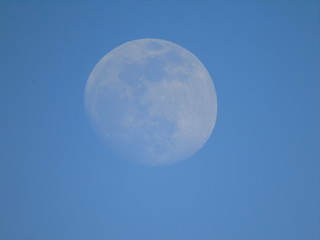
[84, 39, 217, 165]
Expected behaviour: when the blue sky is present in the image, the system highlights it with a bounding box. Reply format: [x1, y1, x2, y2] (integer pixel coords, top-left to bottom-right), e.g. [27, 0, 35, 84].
[1, 1, 319, 239]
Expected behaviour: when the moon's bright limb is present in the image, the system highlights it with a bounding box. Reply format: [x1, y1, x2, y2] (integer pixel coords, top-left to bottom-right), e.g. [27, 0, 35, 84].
[84, 39, 217, 165]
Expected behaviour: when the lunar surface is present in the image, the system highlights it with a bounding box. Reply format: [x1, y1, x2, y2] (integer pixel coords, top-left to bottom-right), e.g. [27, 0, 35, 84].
[84, 39, 217, 165]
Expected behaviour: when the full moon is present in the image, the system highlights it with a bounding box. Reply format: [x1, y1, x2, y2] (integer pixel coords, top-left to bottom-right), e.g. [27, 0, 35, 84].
[84, 39, 217, 165]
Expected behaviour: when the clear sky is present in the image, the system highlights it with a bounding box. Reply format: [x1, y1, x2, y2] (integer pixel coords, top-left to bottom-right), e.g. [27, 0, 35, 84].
[1, 1, 319, 240]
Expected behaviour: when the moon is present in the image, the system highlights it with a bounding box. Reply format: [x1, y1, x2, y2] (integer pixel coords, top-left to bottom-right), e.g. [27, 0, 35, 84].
[84, 39, 217, 165]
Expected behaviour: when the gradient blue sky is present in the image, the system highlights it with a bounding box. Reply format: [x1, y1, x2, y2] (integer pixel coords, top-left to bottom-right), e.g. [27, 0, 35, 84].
[1, 1, 320, 239]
